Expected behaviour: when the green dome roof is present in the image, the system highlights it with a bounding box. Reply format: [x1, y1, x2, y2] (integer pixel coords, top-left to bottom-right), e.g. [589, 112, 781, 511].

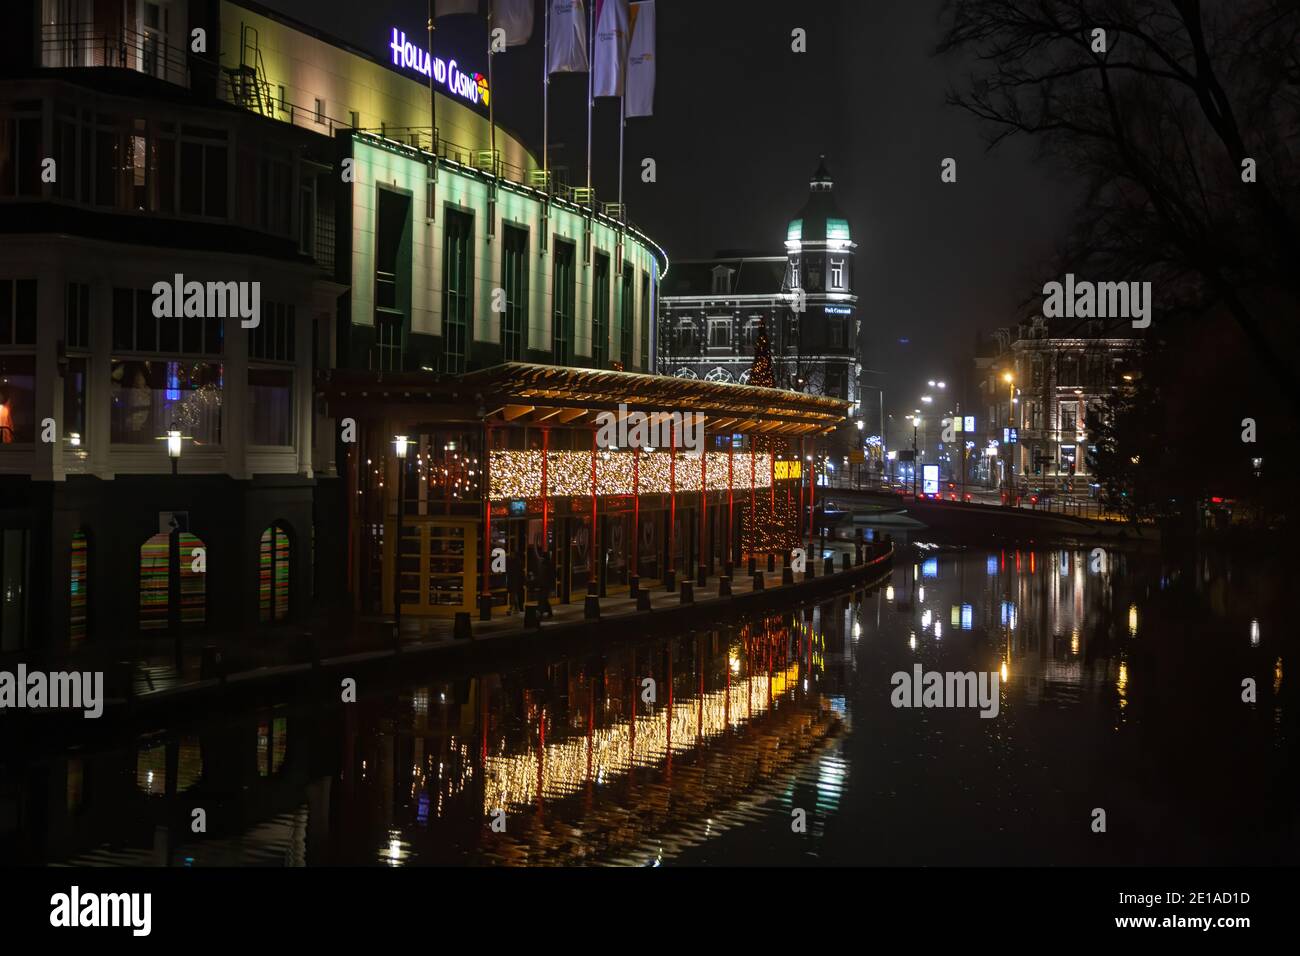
[787, 155, 850, 243]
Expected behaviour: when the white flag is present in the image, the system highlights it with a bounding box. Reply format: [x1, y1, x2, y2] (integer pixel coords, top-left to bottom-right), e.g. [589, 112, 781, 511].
[592, 0, 629, 97]
[496, 0, 535, 47]
[548, 0, 588, 73]
[625, 1, 655, 117]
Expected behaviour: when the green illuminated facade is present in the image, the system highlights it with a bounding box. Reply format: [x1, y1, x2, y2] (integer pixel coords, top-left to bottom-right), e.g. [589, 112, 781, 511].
[338, 136, 664, 375]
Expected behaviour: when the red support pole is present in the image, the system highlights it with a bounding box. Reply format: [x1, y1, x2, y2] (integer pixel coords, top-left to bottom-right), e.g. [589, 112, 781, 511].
[749, 443, 756, 556]
[699, 449, 707, 574]
[541, 427, 550, 552]
[483, 425, 492, 614]
[727, 440, 734, 565]
[800, 447, 811, 561]
[590, 427, 598, 591]
[668, 425, 676, 574]
[632, 445, 640, 580]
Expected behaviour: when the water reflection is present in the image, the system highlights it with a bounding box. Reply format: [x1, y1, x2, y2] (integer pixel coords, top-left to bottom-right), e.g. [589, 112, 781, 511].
[2, 543, 1296, 866]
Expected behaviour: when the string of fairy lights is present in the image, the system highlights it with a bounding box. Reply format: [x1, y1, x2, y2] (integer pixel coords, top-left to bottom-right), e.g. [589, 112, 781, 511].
[488, 450, 776, 500]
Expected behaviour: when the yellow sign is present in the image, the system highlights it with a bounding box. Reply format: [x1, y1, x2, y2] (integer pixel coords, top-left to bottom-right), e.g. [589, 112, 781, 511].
[849, 451, 866, 464]
[774, 461, 803, 480]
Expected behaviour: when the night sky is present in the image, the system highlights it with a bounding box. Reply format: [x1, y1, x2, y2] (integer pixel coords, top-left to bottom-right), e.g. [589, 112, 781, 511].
[262, 0, 1077, 411]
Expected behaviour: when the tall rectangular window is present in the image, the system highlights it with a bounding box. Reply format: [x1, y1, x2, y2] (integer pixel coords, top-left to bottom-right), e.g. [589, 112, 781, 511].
[0, 279, 36, 346]
[552, 240, 576, 365]
[591, 253, 610, 368]
[442, 208, 473, 374]
[619, 264, 633, 369]
[375, 189, 412, 372]
[640, 272, 650, 371]
[501, 225, 528, 361]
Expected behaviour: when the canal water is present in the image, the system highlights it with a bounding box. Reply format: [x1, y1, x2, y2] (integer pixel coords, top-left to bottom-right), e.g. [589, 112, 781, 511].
[3, 542, 1296, 866]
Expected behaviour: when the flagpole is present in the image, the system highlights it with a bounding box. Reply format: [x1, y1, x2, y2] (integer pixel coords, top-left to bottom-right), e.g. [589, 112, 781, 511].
[585, 0, 594, 191]
[488, 1, 496, 174]
[617, 92, 624, 218]
[434, 0, 444, 151]
[543, 0, 550, 178]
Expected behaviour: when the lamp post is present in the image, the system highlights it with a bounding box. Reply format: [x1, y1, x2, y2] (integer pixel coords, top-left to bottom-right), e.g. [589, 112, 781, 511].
[393, 434, 409, 639]
[911, 414, 920, 497]
[157, 423, 188, 670]
[855, 419, 864, 488]
[1002, 372, 1015, 504]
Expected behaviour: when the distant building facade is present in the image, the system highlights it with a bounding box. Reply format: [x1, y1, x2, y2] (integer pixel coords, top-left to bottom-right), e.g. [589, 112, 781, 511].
[656, 158, 861, 452]
[975, 316, 1140, 491]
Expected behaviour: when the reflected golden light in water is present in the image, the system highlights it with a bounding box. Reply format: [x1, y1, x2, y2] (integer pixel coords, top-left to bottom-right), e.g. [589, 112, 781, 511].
[1128, 605, 1139, 637]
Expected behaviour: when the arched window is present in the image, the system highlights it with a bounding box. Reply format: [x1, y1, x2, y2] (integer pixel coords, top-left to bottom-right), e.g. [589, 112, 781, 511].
[674, 367, 698, 380]
[139, 531, 207, 631]
[705, 366, 734, 384]
[259, 523, 291, 623]
[70, 529, 88, 645]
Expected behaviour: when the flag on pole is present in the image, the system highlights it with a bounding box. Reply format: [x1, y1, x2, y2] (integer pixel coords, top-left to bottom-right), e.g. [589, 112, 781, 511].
[496, 0, 535, 46]
[548, 0, 589, 73]
[592, 0, 630, 97]
[625, 1, 655, 117]
[436, 0, 480, 15]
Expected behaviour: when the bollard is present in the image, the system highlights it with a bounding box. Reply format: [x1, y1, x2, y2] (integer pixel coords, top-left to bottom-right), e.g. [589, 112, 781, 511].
[824, 556, 834, 576]
[200, 645, 224, 682]
[766, 553, 776, 573]
[782, 566, 795, 586]
[680, 581, 695, 605]
[841, 552, 851, 572]
[696, 566, 707, 588]
[664, 569, 677, 592]
[584, 594, 601, 620]
[806, 558, 817, 580]
[524, 605, 541, 629]
[637, 590, 653, 612]
[453, 612, 473, 641]
[752, 571, 765, 591]
[629, 575, 640, 598]
[747, 555, 757, 575]
[718, 576, 732, 597]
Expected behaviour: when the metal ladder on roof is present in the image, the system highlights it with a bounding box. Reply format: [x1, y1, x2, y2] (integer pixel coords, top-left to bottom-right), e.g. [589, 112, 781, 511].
[225, 22, 273, 116]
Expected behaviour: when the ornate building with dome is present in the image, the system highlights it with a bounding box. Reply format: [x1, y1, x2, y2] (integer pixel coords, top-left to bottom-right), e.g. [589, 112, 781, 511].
[656, 158, 862, 445]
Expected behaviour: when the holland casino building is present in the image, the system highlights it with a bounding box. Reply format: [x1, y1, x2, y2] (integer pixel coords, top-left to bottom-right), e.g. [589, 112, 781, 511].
[0, 0, 846, 648]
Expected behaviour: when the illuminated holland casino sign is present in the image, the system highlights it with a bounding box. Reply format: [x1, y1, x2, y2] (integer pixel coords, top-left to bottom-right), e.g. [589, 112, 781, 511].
[388, 28, 489, 107]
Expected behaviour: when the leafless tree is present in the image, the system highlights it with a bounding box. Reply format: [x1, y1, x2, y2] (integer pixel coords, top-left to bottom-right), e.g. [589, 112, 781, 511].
[938, 0, 1300, 398]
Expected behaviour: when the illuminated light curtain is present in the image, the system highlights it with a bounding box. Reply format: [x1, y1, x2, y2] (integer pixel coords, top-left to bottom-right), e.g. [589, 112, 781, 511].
[70, 529, 88, 645]
[138, 534, 171, 631]
[489, 450, 773, 500]
[259, 524, 291, 624]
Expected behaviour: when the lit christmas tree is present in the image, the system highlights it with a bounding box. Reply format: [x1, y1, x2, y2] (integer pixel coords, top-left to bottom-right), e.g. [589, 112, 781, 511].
[742, 321, 799, 554]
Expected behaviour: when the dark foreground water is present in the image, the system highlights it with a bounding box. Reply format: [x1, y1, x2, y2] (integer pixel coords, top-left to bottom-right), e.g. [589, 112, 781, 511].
[3, 542, 1296, 866]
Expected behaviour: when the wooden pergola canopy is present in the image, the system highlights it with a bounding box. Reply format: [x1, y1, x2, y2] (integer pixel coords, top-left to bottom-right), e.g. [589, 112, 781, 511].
[319, 362, 849, 436]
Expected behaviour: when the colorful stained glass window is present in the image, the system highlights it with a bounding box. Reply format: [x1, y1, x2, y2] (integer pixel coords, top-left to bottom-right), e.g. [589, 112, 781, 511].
[70, 530, 88, 644]
[139, 531, 206, 631]
[259, 524, 290, 623]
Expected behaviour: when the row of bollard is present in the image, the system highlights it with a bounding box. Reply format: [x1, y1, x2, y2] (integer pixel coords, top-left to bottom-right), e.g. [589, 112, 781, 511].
[476, 533, 896, 635]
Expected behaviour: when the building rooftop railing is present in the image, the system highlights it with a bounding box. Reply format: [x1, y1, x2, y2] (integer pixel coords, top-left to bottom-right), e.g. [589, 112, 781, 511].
[39, 23, 190, 87]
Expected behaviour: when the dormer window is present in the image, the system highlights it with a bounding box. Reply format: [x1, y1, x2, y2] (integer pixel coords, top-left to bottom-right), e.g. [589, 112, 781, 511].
[711, 266, 734, 295]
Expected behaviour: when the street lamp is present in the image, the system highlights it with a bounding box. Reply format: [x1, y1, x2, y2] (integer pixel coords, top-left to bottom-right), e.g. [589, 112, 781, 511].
[392, 435, 409, 639]
[1002, 372, 1016, 501]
